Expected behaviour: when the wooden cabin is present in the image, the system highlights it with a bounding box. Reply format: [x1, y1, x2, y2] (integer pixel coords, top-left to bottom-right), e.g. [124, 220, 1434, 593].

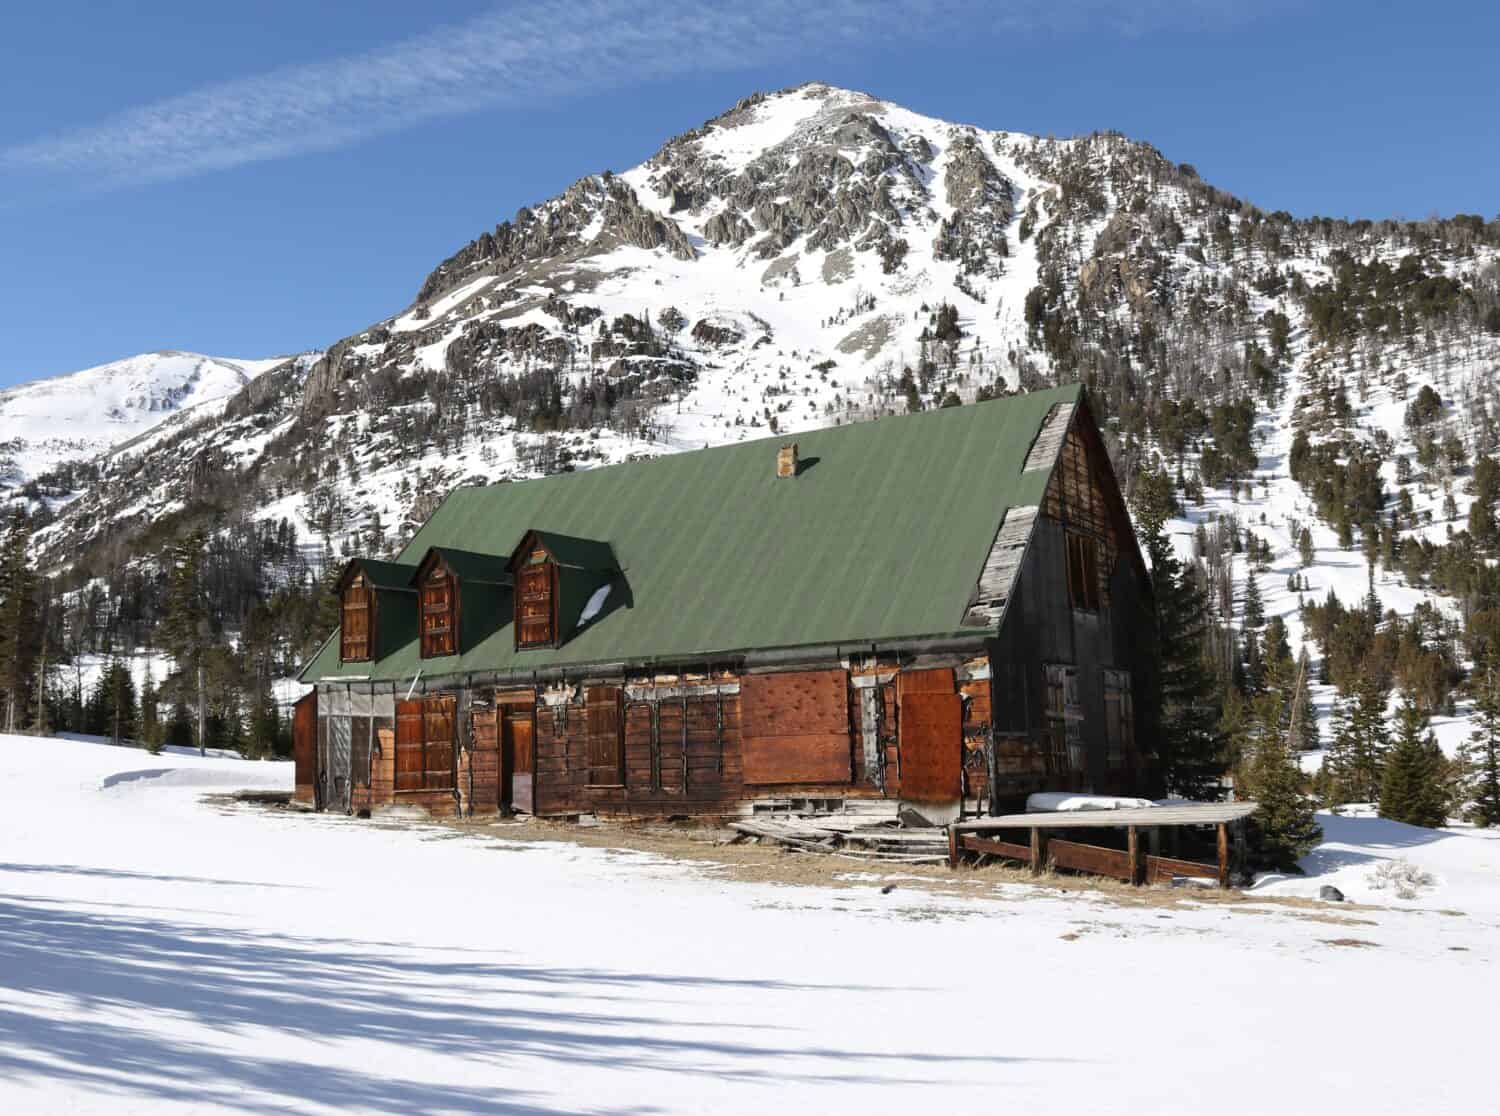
[296, 383, 1157, 822]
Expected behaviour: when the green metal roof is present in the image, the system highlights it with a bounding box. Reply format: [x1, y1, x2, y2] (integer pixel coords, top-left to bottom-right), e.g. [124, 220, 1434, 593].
[301, 383, 1082, 684]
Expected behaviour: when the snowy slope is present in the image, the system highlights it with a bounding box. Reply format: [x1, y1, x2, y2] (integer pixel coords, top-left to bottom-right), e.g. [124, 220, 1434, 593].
[0, 733, 1495, 1114]
[0, 350, 286, 485]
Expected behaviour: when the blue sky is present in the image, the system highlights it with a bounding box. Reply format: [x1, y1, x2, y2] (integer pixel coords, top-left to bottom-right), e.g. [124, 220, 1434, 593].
[1, 0, 1495, 387]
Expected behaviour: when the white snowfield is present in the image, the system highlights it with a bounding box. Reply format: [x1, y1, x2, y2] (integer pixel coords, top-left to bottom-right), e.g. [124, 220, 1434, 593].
[0, 350, 285, 483]
[1, 735, 1496, 1115]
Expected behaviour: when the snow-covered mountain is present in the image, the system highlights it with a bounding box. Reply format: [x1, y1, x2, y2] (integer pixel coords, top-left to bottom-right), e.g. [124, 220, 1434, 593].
[0, 350, 288, 486]
[31, 82, 1500, 758]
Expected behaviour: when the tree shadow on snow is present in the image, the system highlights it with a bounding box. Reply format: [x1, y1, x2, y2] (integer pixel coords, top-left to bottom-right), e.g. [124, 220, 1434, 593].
[0, 892, 1056, 1112]
[0, 862, 301, 890]
[1298, 812, 1462, 875]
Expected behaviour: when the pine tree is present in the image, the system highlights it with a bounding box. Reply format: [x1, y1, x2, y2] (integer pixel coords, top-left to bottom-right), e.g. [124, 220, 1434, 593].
[1464, 669, 1500, 826]
[1236, 669, 1322, 871]
[1298, 526, 1315, 568]
[0, 513, 38, 734]
[1287, 649, 1320, 754]
[1327, 674, 1390, 804]
[159, 530, 212, 755]
[1379, 692, 1447, 827]
[1133, 466, 1224, 798]
[1243, 573, 1265, 630]
[140, 660, 163, 754]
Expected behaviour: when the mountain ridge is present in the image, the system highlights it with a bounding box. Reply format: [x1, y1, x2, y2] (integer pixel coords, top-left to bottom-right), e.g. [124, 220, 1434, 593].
[15, 82, 1500, 767]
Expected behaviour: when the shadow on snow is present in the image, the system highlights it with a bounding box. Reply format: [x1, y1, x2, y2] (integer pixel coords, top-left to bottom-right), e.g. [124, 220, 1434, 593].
[0, 892, 1056, 1112]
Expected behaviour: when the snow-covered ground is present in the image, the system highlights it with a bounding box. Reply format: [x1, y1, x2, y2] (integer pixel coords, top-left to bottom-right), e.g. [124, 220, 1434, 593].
[2, 734, 1496, 1114]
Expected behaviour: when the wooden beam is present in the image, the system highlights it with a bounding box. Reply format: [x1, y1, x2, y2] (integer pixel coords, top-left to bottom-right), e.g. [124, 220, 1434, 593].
[1048, 838, 1134, 882]
[1217, 822, 1230, 889]
[948, 824, 960, 869]
[1030, 826, 1047, 876]
[1145, 854, 1219, 885]
[1127, 825, 1142, 886]
[960, 835, 1033, 863]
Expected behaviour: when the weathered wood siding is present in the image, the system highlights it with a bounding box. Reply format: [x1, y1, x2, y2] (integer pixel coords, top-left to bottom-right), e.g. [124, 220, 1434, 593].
[987, 401, 1156, 812]
[532, 675, 747, 816]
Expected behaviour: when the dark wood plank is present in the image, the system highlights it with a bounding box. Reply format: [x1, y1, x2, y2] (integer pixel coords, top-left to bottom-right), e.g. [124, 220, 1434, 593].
[1049, 837, 1133, 881]
[959, 835, 1032, 863]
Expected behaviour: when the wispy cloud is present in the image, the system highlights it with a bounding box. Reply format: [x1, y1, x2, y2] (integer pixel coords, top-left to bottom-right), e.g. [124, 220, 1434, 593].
[0, 0, 1250, 190]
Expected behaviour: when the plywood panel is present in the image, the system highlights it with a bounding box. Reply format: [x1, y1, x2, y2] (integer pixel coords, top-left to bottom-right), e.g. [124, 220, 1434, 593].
[742, 734, 851, 785]
[741, 669, 851, 786]
[742, 669, 848, 737]
[897, 667, 955, 701]
[899, 691, 962, 805]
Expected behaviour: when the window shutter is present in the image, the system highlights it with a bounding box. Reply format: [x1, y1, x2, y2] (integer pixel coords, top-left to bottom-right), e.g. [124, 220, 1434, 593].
[341, 577, 372, 661]
[586, 686, 624, 785]
[516, 559, 555, 647]
[423, 695, 456, 790]
[420, 569, 456, 657]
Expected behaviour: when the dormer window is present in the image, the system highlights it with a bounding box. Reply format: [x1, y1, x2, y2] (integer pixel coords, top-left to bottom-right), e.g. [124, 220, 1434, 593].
[516, 549, 556, 648]
[340, 573, 372, 662]
[420, 563, 457, 658]
[507, 530, 618, 651]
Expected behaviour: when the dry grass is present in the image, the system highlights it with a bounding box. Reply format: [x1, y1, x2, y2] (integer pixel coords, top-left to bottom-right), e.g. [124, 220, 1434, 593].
[226, 796, 1416, 923]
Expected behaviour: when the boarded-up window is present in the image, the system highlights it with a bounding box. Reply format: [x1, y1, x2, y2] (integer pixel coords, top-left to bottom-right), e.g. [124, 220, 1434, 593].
[395, 695, 456, 791]
[1104, 669, 1134, 770]
[1065, 533, 1100, 612]
[586, 685, 624, 785]
[420, 566, 457, 658]
[1044, 664, 1083, 777]
[1046, 423, 1117, 609]
[341, 575, 372, 661]
[741, 669, 851, 785]
[516, 552, 555, 648]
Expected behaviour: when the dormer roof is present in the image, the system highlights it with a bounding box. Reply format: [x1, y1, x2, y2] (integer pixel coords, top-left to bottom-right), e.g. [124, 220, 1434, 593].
[411, 546, 513, 586]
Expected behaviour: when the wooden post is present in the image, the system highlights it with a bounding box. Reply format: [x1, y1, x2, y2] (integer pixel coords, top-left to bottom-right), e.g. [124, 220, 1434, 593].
[1030, 827, 1047, 876]
[1127, 825, 1143, 886]
[947, 825, 960, 870]
[1217, 822, 1230, 889]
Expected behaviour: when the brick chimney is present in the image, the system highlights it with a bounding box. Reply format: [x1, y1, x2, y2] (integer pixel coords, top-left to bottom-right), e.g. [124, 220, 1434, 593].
[776, 442, 799, 479]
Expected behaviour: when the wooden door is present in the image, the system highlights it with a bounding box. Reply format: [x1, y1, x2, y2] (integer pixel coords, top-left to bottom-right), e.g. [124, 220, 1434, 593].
[292, 691, 317, 801]
[900, 692, 963, 807]
[513, 711, 537, 816]
[395, 699, 426, 791]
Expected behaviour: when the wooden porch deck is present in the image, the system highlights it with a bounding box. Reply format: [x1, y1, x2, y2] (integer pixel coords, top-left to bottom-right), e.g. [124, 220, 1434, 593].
[948, 802, 1259, 887]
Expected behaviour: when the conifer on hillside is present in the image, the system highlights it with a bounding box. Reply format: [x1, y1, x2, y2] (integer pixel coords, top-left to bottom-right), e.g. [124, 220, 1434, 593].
[1379, 691, 1447, 827]
[159, 529, 213, 755]
[0, 513, 38, 734]
[1326, 674, 1390, 804]
[1463, 669, 1500, 826]
[1234, 654, 1322, 871]
[1133, 465, 1225, 799]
